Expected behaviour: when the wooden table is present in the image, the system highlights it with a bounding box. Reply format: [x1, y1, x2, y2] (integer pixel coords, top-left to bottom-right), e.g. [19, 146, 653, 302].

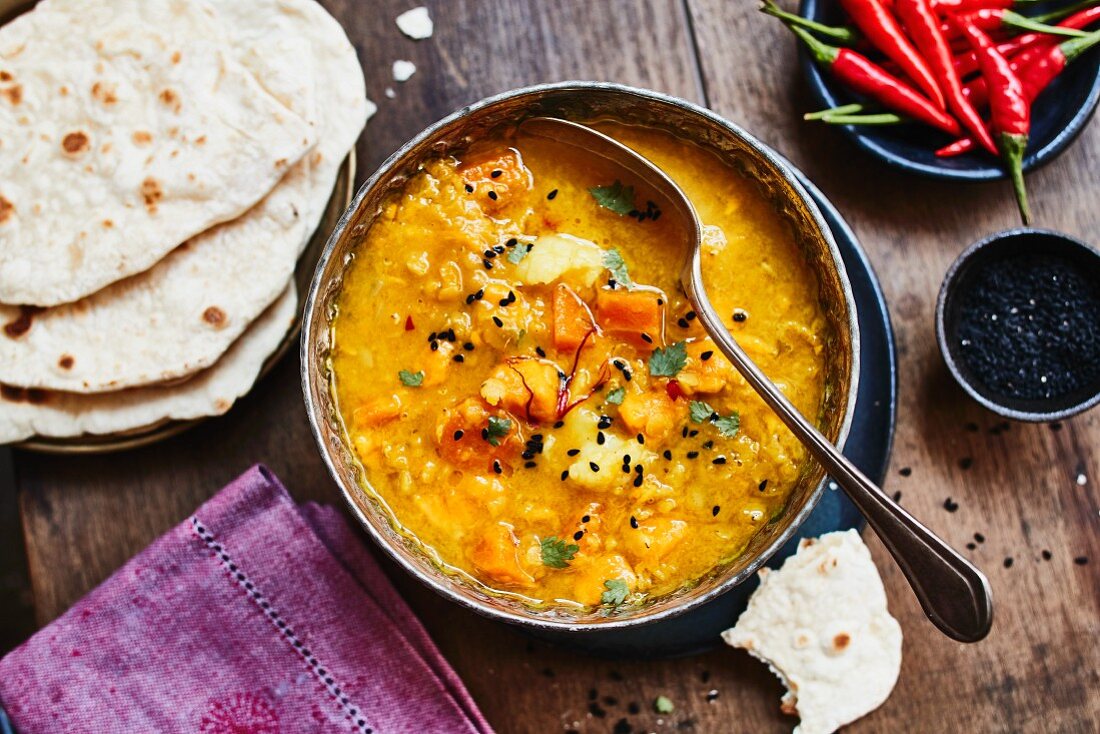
[2, 1, 1098, 731]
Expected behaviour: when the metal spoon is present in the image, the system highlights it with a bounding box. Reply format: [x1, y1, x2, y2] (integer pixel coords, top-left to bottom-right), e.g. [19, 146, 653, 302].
[520, 116, 993, 643]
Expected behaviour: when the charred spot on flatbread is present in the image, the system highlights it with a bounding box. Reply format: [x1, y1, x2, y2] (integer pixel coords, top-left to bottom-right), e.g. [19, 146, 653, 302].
[202, 306, 227, 329]
[1, 84, 21, 105]
[62, 131, 90, 156]
[0, 71, 12, 82]
[158, 88, 180, 112]
[141, 177, 163, 213]
[131, 130, 153, 146]
[0, 195, 13, 224]
[4, 306, 43, 338]
[58, 354, 74, 370]
[90, 81, 117, 105]
[0, 384, 49, 404]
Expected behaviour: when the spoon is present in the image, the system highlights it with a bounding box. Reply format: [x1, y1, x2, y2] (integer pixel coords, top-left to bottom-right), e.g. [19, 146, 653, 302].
[520, 116, 993, 643]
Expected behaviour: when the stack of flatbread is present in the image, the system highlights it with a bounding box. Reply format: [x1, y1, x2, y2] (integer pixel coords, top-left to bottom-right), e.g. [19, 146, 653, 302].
[0, 0, 373, 443]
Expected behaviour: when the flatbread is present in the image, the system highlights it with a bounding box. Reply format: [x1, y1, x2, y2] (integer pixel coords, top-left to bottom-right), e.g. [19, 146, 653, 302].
[0, 283, 297, 443]
[0, 0, 315, 306]
[210, 0, 373, 253]
[721, 530, 902, 734]
[0, 35, 316, 392]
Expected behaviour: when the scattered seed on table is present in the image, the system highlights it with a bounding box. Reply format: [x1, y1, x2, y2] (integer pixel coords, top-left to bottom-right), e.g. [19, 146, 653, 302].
[1003, 557, 1013, 568]
[944, 497, 959, 512]
[899, 467, 912, 477]
[1074, 556, 1089, 565]
[959, 457, 973, 470]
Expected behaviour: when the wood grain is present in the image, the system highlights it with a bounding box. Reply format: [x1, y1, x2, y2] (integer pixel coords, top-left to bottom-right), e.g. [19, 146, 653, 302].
[7, 0, 1100, 732]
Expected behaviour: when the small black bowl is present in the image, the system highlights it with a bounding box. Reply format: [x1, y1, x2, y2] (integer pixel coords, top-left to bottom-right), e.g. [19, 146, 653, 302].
[799, 0, 1100, 180]
[937, 228, 1100, 421]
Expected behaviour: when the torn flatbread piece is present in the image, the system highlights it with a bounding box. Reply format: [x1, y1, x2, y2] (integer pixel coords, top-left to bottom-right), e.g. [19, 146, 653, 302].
[722, 530, 902, 734]
[0, 0, 314, 306]
[0, 283, 297, 443]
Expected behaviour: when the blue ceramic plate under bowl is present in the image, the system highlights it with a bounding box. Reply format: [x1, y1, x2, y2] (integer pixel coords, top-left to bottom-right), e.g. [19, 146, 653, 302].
[799, 0, 1100, 180]
[529, 171, 898, 659]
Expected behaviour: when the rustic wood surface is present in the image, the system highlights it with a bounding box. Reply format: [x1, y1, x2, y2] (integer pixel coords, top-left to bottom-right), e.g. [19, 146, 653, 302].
[3, 1, 1098, 731]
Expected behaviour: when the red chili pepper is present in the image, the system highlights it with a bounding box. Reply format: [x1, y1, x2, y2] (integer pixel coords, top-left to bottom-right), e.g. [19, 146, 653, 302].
[787, 25, 962, 135]
[404, 315, 415, 331]
[941, 6, 1093, 42]
[939, 29, 1100, 155]
[897, 0, 998, 153]
[953, 5, 1100, 78]
[839, 0, 948, 110]
[952, 15, 1031, 223]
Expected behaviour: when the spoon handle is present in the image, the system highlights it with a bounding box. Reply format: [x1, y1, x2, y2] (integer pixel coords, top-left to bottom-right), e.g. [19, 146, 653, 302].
[686, 268, 993, 643]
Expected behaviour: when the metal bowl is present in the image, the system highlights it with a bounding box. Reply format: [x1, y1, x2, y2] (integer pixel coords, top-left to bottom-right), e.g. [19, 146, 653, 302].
[302, 82, 861, 634]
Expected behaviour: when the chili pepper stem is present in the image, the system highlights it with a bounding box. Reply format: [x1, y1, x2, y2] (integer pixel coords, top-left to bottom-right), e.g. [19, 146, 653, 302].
[1002, 10, 1090, 39]
[1000, 132, 1031, 225]
[760, 0, 860, 45]
[805, 103, 865, 119]
[1061, 27, 1100, 64]
[819, 113, 905, 124]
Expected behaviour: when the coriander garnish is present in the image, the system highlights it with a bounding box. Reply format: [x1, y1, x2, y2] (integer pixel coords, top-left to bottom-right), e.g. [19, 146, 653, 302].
[654, 695, 674, 714]
[648, 341, 687, 377]
[506, 243, 532, 264]
[540, 536, 579, 569]
[398, 369, 424, 387]
[606, 386, 626, 405]
[689, 399, 740, 438]
[601, 578, 629, 606]
[484, 415, 512, 446]
[603, 247, 633, 287]
[689, 400, 716, 423]
[589, 180, 636, 215]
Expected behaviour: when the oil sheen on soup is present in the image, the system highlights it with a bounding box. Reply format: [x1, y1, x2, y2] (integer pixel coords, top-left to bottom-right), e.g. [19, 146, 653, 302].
[331, 122, 829, 609]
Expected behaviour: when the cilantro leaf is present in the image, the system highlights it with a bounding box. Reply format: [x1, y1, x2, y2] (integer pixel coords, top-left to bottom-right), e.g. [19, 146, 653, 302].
[606, 387, 626, 405]
[654, 696, 674, 714]
[601, 579, 630, 606]
[713, 412, 741, 438]
[398, 369, 424, 387]
[589, 180, 636, 215]
[648, 341, 687, 377]
[506, 243, 532, 264]
[540, 536, 579, 569]
[689, 400, 715, 423]
[485, 415, 512, 446]
[603, 247, 633, 287]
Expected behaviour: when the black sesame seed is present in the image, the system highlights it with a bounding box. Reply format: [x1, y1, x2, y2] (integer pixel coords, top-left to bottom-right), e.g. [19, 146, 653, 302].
[688, 429, 699, 437]
[598, 415, 613, 429]
[536, 346, 547, 358]
[524, 461, 537, 468]
[1004, 557, 1014, 568]
[681, 426, 689, 438]
[706, 691, 719, 702]
[452, 354, 464, 363]
[1041, 549, 1052, 560]
[453, 430, 464, 441]
[712, 505, 720, 516]
[630, 516, 639, 529]
[464, 184, 474, 193]
[641, 333, 653, 344]
[491, 169, 502, 178]
[636, 433, 645, 444]
[1074, 556, 1089, 565]
[505, 238, 518, 247]
[686, 311, 697, 321]
[567, 448, 581, 457]
[974, 532, 985, 543]
[464, 342, 475, 351]
[547, 189, 558, 200]
[712, 456, 727, 465]
[493, 245, 505, 254]
[701, 350, 714, 361]
[733, 310, 747, 322]
[597, 431, 606, 445]
[623, 454, 631, 465]
[959, 457, 973, 470]
[492, 460, 502, 474]
[427, 331, 437, 342]
[430, 341, 439, 351]
[492, 316, 504, 328]
[687, 451, 698, 459]
[465, 294, 476, 304]
[475, 288, 485, 300]
[677, 318, 690, 328]
[487, 190, 498, 201]
[759, 479, 768, 491]
[966, 542, 977, 550]
[633, 474, 643, 487]
[589, 462, 600, 473]
[582, 515, 590, 523]
[944, 497, 959, 512]
[893, 490, 902, 501]
[899, 467, 912, 477]
[663, 450, 672, 460]
[703, 440, 714, 450]
[481, 428, 489, 440]
[484, 249, 496, 259]
[657, 298, 664, 305]
[561, 470, 569, 481]
[554, 420, 565, 428]
[573, 530, 584, 541]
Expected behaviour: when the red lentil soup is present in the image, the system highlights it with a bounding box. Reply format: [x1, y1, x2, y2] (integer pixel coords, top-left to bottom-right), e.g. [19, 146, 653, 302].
[331, 122, 829, 609]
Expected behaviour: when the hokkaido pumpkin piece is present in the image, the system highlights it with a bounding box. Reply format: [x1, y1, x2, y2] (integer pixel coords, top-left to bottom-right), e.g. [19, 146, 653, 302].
[459, 148, 531, 214]
[676, 339, 736, 395]
[552, 283, 596, 352]
[471, 522, 534, 587]
[480, 359, 563, 423]
[436, 398, 522, 471]
[617, 389, 685, 445]
[571, 553, 637, 606]
[595, 287, 665, 349]
[352, 393, 402, 427]
[624, 516, 689, 564]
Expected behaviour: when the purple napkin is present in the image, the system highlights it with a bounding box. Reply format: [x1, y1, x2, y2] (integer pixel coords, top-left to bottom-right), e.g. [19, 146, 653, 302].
[0, 465, 493, 734]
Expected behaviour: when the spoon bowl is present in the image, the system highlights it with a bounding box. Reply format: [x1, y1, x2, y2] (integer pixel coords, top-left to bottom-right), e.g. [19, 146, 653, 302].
[521, 116, 994, 643]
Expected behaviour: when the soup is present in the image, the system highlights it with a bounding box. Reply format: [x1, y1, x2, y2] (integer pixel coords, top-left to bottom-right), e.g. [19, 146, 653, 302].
[331, 122, 829, 608]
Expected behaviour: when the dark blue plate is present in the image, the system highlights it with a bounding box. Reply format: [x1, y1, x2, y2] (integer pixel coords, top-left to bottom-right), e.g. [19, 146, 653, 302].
[529, 172, 898, 658]
[799, 0, 1100, 180]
